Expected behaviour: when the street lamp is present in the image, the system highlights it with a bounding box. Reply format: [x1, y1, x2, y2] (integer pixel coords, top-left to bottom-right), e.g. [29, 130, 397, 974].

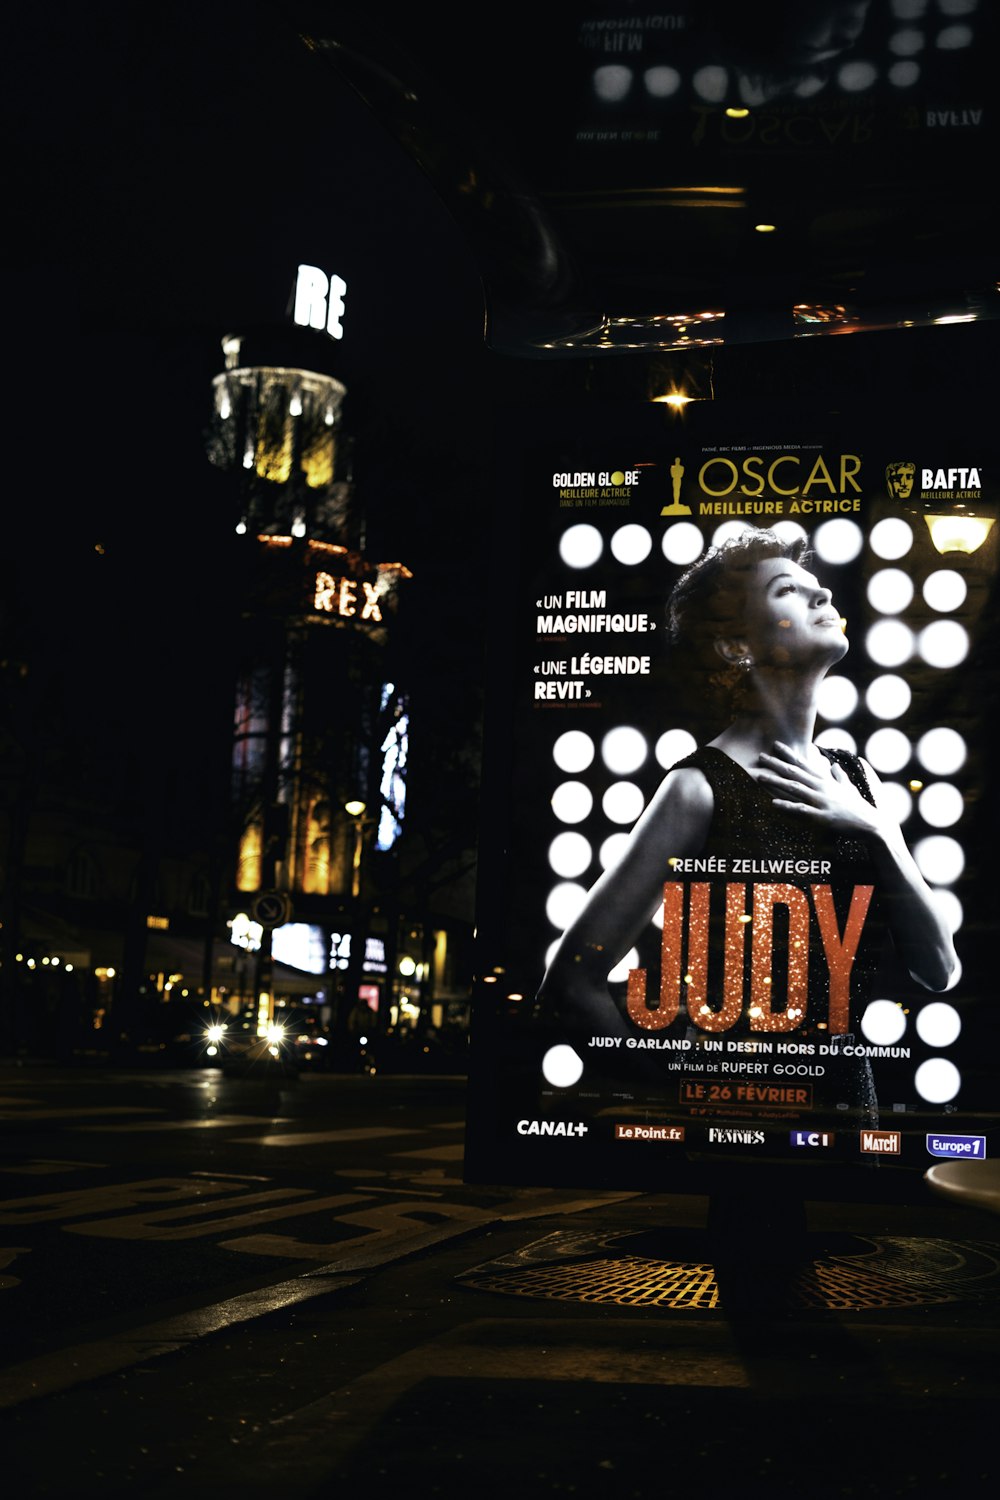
[344, 798, 374, 898]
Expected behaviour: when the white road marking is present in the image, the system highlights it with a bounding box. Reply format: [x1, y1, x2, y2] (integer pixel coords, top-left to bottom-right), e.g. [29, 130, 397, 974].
[233, 1127, 413, 1146]
[65, 1191, 368, 1242]
[0, 1159, 105, 1175]
[78, 1115, 289, 1132]
[0, 1106, 164, 1120]
[389, 1144, 465, 1161]
[0, 1273, 361, 1409]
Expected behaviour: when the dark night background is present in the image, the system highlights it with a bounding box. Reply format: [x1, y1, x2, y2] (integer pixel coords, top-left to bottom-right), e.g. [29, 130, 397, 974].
[6, 0, 1000, 940]
[6, 1, 513, 925]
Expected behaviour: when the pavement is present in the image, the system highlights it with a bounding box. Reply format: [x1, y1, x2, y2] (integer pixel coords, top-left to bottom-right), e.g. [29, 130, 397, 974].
[5, 1176, 999, 1500]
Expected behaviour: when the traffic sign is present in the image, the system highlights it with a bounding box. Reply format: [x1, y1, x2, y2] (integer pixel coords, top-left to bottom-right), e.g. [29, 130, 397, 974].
[250, 891, 291, 929]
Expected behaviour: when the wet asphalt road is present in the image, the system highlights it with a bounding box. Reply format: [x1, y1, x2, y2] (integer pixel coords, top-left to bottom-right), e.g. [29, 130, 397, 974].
[1, 1064, 998, 1498]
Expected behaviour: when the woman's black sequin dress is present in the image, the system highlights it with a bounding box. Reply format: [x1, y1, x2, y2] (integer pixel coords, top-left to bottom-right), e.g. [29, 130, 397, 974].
[661, 746, 884, 1127]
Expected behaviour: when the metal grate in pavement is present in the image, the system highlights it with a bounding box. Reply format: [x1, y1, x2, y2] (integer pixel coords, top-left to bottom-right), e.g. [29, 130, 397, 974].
[460, 1240, 1000, 1311]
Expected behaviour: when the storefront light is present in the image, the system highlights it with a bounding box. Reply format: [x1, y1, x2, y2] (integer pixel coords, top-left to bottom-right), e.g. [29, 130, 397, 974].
[923, 513, 995, 554]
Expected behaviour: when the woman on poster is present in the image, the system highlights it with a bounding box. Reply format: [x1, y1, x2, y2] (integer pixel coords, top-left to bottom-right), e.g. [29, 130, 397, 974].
[537, 529, 959, 1121]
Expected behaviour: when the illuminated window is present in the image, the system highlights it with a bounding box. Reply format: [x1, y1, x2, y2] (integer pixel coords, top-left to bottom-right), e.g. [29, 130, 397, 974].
[302, 798, 331, 895]
[302, 430, 336, 489]
[376, 688, 409, 852]
[236, 821, 263, 893]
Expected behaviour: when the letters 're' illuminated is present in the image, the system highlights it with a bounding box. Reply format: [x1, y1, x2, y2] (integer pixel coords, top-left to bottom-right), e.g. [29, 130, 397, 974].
[293, 264, 348, 340]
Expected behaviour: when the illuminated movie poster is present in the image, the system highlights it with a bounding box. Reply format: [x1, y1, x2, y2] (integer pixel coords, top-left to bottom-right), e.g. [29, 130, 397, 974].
[465, 404, 998, 1191]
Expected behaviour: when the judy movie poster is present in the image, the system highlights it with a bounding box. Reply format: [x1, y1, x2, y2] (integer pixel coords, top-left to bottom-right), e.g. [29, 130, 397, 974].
[465, 404, 998, 1192]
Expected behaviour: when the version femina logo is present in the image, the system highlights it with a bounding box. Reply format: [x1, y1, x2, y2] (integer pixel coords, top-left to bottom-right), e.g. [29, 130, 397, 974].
[625, 880, 873, 1036]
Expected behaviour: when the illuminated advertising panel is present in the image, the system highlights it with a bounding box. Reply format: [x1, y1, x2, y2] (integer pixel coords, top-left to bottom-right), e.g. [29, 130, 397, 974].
[465, 402, 998, 1195]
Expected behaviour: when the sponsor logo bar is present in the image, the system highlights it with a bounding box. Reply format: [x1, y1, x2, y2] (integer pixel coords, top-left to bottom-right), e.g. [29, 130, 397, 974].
[517, 1119, 588, 1138]
[860, 1129, 901, 1155]
[926, 1134, 987, 1159]
[614, 1123, 685, 1143]
[706, 1126, 765, 1147]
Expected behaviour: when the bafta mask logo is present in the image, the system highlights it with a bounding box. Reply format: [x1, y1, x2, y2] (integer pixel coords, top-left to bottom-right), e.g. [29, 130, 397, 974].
[886, 461, 916, 501]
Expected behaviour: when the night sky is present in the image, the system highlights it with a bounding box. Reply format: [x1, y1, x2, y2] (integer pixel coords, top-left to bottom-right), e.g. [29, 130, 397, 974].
[8, 1, 509, 863]
[8, 2, 999, 895]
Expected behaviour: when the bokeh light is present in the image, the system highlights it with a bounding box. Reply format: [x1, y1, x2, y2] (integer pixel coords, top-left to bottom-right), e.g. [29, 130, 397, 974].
[861, 999, 908, 1045]
[865, 727, 912, 773]
[865, 619, 915, 667]
[914, 1057, 961, 1104]
[812, 518, 864, 565]
[541, 1044, 584, 1088]
[644, 65, 681, 97]
[915, 1001, 962, 1048]
[611, 524, 652, 565]
[545, 881, 587, 930]
[662, 522, 704, 566]
[913, 834, 965, 885]
[602, 725, 649, 775]
[593, 65, 632, 102]
[922, 569, 967, 612]
[602, 781, 645, 825]
[918, 620, 969, 669]
[553, 731, 595, 774]
[867, 567, 915, 614]
[551, 780, 594, 824]
[656, 729, 698, 768]
[877, 780, 913, 824]
[817, 675, 859, 721]
[917, 783, 964, 829]
[869, 517, 913, 560]
[548, 831, 593, 879]
[917, 727, 966, 775]
[866, 674, 911, 719]
[559, 524, 604, 569]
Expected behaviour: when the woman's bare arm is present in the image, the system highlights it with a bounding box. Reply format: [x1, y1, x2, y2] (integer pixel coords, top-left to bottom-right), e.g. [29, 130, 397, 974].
[537, 766, 715, 1038]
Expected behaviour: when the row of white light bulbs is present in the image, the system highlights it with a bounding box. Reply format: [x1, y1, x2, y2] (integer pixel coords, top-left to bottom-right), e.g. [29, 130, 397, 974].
[590, 1, 977, 105]
[544, 723, 966, 924]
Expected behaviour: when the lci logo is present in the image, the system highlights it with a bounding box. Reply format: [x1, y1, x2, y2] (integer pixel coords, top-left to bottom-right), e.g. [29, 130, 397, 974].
[790, 1131, 834, 1148]
[926, 1134, 987, 1159]
[860, 1129, 901, 1155]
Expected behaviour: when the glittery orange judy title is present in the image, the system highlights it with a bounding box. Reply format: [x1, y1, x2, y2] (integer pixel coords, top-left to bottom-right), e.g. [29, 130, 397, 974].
[625, 881, 874, 1037]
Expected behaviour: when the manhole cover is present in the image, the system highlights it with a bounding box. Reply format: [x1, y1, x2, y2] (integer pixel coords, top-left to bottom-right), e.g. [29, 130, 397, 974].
[459, 1232, 1000, 1313]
